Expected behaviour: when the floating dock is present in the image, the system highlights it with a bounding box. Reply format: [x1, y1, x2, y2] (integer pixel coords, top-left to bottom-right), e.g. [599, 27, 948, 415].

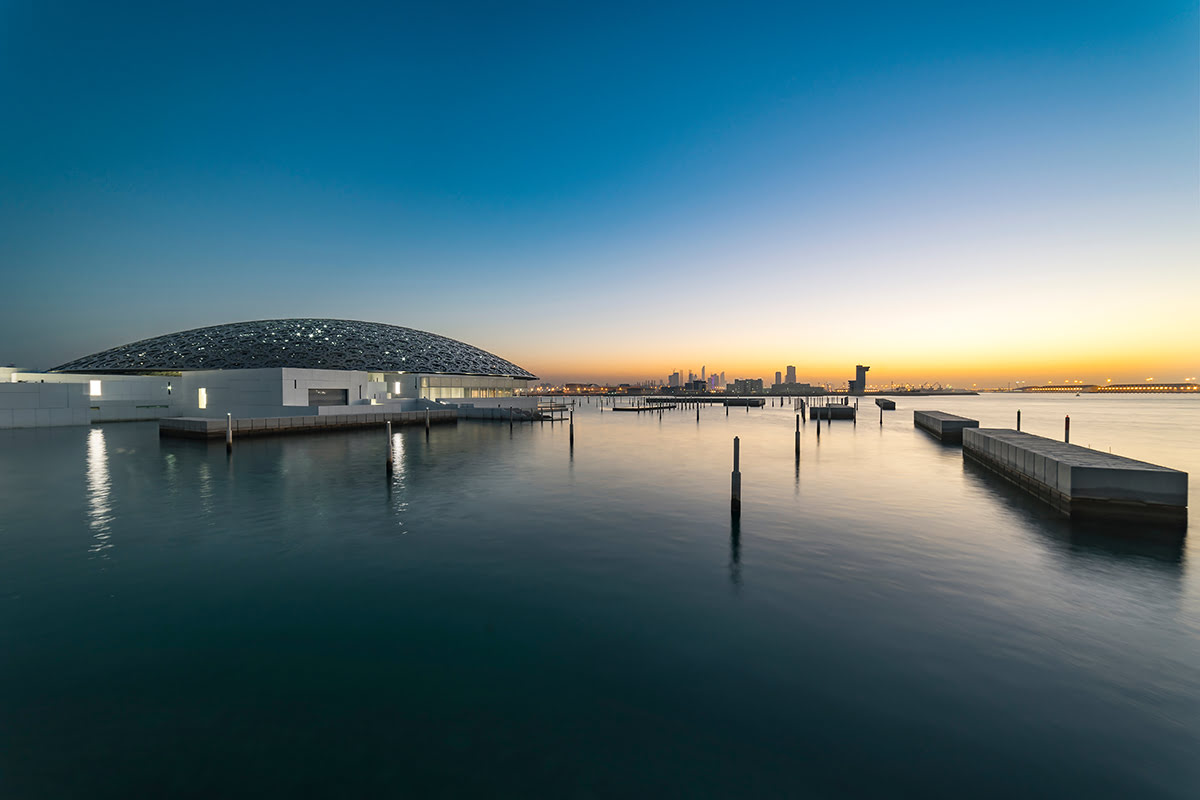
[963, 428, 1187, 521]
[160, 409, 457, 440]
[808, 405, 856, 420]
[875, 398, 896, 410]
[724, 398, 766, 407]
[914, 410, 978, 442]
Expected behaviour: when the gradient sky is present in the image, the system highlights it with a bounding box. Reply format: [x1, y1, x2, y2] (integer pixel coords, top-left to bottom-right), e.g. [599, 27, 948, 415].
[2, 0, 1197, 386]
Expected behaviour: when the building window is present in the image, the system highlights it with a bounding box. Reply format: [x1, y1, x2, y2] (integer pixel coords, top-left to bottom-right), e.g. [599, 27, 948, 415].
[393, 381, 401, 394]
[89, 380, 102, 397]
[198, 388, 207, 409]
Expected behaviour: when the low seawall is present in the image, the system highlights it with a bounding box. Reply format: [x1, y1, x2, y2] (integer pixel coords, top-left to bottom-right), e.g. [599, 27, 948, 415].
[161, 409, 457, 439]
[963, 428, 1187, 521]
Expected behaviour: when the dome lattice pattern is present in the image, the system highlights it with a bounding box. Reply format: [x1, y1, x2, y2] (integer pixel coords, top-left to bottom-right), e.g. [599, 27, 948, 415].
[51, 319, 536, 379]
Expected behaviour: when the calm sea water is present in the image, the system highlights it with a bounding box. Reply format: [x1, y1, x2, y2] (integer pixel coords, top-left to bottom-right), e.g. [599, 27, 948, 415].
[1, 394, 1197, 798]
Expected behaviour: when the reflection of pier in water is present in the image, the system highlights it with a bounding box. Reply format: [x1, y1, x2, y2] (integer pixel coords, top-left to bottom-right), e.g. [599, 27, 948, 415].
[961, 458, 1185, 597]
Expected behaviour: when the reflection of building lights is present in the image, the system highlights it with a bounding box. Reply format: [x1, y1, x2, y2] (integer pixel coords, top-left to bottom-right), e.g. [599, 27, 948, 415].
[86, 428, 113, 555]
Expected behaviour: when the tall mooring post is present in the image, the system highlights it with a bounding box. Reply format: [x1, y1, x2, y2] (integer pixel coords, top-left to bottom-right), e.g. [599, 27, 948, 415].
[386, 421, 393, 474]
[509, 407, 514, 432]
[1017, 409, 1021, 432]
[795, 414, 801, 461]
[696, 404, 700, 421]
[1064, 415, 1070, 444]
[569, 409, 575, 446]
[731, 436, 742, 513]
[425, 408, 431, 436]
[226, 413, 233, 453]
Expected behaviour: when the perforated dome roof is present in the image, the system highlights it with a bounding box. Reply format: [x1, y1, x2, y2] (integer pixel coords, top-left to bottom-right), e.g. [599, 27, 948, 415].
[51, 318, 536, 379]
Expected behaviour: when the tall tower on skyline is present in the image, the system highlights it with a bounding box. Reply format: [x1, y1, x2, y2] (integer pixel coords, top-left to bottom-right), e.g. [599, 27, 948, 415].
[786, 365, 796, 384]
[849, 364, 870, 395]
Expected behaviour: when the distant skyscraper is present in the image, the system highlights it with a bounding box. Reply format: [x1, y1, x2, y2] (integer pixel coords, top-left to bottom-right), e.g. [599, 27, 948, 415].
[701, 365, 706, 383]
[668, 371, 681, 388]
[786, 365, 796, 384]
[775, 371, 782, 386]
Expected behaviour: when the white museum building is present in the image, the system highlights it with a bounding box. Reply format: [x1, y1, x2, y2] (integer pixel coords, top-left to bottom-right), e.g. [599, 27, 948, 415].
[0, 319, 538, 429]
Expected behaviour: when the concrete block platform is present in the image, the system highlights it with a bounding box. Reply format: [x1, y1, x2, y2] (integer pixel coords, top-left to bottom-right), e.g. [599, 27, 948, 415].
[160, 409, 457, 440]
[808, 405, 856, 420]
[875, 398, 896, 410]
[914, 410, 978, 442]
[963, 428, 1187, 521]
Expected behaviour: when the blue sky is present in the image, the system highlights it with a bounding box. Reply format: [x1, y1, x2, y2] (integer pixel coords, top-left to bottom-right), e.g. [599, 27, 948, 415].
[2, 1, 1196, 384]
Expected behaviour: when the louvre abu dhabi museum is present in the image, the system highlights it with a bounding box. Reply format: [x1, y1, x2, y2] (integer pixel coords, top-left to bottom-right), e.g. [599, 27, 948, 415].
[0, 319, 538, 429]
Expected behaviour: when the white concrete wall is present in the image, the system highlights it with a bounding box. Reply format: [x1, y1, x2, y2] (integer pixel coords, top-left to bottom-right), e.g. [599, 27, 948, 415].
[279, 368, 374, 406]
[0, 382, 91, 428]
[1, 367, 534, 423]
[9, 372, 173, 423]
[175, 368, 304, 419]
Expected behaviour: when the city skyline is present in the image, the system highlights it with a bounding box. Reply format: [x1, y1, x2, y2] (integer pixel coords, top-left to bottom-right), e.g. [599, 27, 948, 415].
[1, 1, 1196, 386]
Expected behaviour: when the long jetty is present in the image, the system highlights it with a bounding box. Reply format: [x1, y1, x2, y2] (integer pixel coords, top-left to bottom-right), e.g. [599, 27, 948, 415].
[160, 409, 457, 440]
[611, 404, 677, 412]
[914, 410, 978, 442]
[963, 428, 1187, 521]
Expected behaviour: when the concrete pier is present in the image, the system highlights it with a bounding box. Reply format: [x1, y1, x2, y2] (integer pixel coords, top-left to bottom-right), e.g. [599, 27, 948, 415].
[963, 428, 1187, 520]
[723, 398, 766, 407]
[913, 410, 978, 442]
[160, 409, 457, 439]
[807, 405, 856, 421]
[874, 398, 896, 410]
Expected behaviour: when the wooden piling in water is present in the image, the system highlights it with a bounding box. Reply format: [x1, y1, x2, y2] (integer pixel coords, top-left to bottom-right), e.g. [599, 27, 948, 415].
[731, 436, 742, 513]
[386, 421, 393, 473]
[1064, 415, 1070, 444]
[1017, 409, 1021, 431]
[570, 409, 575, 446]
[226, 413, 233, 453]
[795, 415, 800, 460]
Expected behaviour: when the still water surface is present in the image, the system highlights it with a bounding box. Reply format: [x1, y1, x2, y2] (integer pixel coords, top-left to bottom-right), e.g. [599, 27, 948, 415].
[1, 394, 1198, 797]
